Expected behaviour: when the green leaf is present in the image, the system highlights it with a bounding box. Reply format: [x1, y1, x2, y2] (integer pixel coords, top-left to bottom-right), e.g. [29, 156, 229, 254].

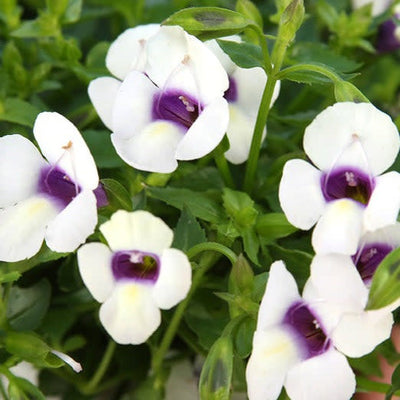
[233, 317, 256, 358]
[4, 332, 50, 363]
[163, 7, 252, 40]
[147, 187, 224, 224]
[11, 377, 46, 400]
[367, 247, 400, 310]
[236, 0, 263, 29]
[242, 227, 260, 265]
[46, 0, 69, 17]
[386, 363, 400, 399]
[7, 279, 51, 331]
[256, 213, 297, 242]
[216, 39, 264, 69]
[0, 271, 21, 284]
[229, 254, 254, 296]
[0, 98, 41, 127]
[199, 336, 233, 400]
[173, 207, 206, 251]
[334, 80, 370, 103]
[12, 13, 59, 38]
[101, 178, 132, 211]
[62, 0, 82, 23]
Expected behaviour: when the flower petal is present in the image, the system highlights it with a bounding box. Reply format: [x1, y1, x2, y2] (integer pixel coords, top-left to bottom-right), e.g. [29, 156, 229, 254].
[77, 242, 115, 302]
[99, 210, 174, 253]
[0, 135, 46, 207]
[99, 282, 161, 344]
[175, 97, 229, 160]
[285, 349, 355, 400]
[152, 248, 192, 309]
[279, 159, 325, 230]
[332, 310, 393, 357]
[312, 199, 363, 255]
[88, 77, 121, 130]
[33, 112, 99, 190]
[364, 171, 400, 231]
[0, 196, 57, 261]
[304, 102, 400, 176]
[360, 222, 400, 249]
[111, 121, 183, 173]
[257, 261, 300, 331]
[112, 71, 158, 140]
[246, 328, 300, 400]
[45, 190, 97, 253]
[106, 24, 160, 80]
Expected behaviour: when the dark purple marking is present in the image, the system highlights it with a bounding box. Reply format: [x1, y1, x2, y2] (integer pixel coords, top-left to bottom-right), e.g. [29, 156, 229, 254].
[94, 183, 108, 208]
[321, 166, 374, 206]
[353, 243, 393, 284]
[38, 165, 80, 208]
[224, 76, 238, 102]
[376, 18, 400, 53]
[283, 301, 331, 359]
[152, 90, 201, 129]
[112, 250, 160, 283]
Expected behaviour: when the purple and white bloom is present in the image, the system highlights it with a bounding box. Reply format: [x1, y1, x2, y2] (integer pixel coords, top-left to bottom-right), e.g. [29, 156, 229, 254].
[77, 210, 192, 344]
[205, 38, 280, 164]
[306, 254, 396, 358]
[0, 112, 99, 262]
[279, 102, 400, 255]
[246, 261, 355, 400]
[376, 5, 400, 53]
[89, 25, 229, 173]
[352, 0, 393, 16]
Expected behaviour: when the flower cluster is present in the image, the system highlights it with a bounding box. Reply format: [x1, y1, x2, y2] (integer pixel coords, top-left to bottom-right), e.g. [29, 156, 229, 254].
[246, 101, 400, 400]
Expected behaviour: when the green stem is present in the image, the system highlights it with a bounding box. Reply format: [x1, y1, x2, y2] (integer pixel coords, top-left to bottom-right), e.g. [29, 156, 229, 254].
[214, 148, 235, 188]
[248, 24, 272, 74]
[186, 242, 237, 264]
[84, 340, 116, 393]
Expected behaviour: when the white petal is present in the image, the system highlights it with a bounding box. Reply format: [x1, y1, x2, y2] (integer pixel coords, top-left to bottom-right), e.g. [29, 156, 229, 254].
[359, 222, 400, 249]
[0, 135, 46, 207]
[224, 105, 261, 165]
[99, 210, 174, 253]
[257, 261, 300, 331]
[304, 102, 400, 176]
[205, 37, 240, 75]
[246, 328, 301, 400]
[312, 199, 363, 255]
[106, 24, 160, 80]
[304, 254, 368, 333]
[152, 248, 192, 309]
[332, 310, 393, 357]
[99, 282, 161, 344]
[364, 171, 400, 232]
[45, 190, 97, 253]
[77, 242, 115, 302]
[0, 196, 58, 262]
[278, 159, 325, 230]
[88, 77, 121, 130]
[112, 71, 158, 140]
[111, 121, 183, 173]
[285, 349, 355, 400]
[175, 97, 229, 160]
[33, 112, 99, 190]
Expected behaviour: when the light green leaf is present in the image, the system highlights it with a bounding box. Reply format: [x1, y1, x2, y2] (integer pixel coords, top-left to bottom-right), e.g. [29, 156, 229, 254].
[236, 0, 263, 29]
[0, 98, 41, 127]
[256, 213, 297, 242]
[334, 80, 369, 103]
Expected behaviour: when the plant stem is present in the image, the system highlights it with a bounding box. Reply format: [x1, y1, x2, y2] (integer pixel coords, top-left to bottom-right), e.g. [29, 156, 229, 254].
[186, 242, 237, 264]
[214, 148, 235, 188]
[84, 340, 116, 393]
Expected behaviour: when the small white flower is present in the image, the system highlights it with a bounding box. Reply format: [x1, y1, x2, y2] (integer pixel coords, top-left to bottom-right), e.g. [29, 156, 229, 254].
[246, 261, 355, 400]
[77, 210, 192, 345]
[351, 0, 393, 16]
[205, 37, 280, 164]
[279, 102, 400, 255]
[89, 25, 229, 173]
[0, 112, 99, 261]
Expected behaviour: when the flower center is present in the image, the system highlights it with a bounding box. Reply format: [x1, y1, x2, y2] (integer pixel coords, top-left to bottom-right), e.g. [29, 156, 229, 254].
[112, 251, 160, 283]
[321, 166, 374, 205]
[283, 302, 330, 359]
[152, 90, 201, 128]
[224, 76, 238, 102]
[38, 165, 80, 208]
[352, 243, 393, 284]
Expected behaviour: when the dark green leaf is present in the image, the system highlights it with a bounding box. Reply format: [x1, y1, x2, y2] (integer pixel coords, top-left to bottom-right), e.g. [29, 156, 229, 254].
[367, 247, 400, 310]
[101, 178, 132, 211]
[173, 207, 206, 251]
[233, 317, 256, 358]
[7, 279, 51, 331]
[217, 39, 263, 69]
[386, 363, 400, 399]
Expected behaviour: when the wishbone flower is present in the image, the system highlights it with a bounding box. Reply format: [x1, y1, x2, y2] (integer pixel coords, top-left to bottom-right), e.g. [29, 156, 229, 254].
[246, 261, 355, 400]
[77, 210, 192, 345]
[279, 102, 400, 255]
[0, 112, 99, 262]
[89, 25, 229, 173]
[205, 37, 280, 164]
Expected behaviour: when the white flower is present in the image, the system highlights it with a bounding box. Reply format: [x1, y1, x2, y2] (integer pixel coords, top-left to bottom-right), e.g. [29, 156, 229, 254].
[89, 25, 229, 173]
[77, 210, 192, 344]
[306, 254, 396, 358]
[279, 102, 400, 255]
[246, 261, 355, 400]
[0, 112, 99, 261]
[205, 37, 280, 164]
[351, 0, 393, 16]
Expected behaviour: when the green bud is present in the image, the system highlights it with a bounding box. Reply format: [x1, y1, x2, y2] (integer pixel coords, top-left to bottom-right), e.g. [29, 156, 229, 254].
[279, 0, 305, 43]
[334, 80, 369, 103]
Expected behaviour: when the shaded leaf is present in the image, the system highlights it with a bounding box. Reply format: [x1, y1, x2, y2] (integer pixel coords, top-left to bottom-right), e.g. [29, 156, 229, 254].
[217, 39, 263, 69]
[173, 207, 206, 251]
